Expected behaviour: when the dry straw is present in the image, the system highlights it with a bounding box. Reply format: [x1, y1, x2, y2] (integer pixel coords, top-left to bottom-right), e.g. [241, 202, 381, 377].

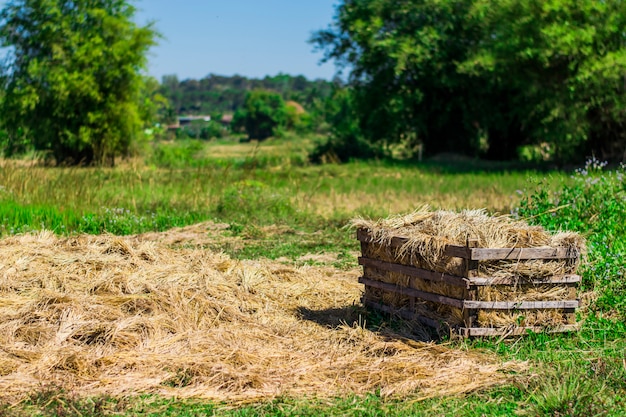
[352, 206, 586, 279]
[0, 228, 522, 403]
[354, 207, 585, 328]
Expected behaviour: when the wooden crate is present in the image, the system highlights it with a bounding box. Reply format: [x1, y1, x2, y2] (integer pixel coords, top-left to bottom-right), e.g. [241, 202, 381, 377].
[357, 229, 581, 337]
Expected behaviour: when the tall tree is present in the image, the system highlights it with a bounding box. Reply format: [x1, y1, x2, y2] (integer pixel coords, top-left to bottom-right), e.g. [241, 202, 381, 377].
[463, 0, 626, 161]
[237, 90, 288, 140]
[313, 0, 626, 162]
[312, 0, 485, 157]
[0, 0, 157, 165]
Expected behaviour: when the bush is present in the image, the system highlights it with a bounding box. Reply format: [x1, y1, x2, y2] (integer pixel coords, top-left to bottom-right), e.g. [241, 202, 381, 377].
[309, 133, 382, 164]
[239, 90, 288, 140]
[517, 158, 626, 319]
[178, 120, 226, 140]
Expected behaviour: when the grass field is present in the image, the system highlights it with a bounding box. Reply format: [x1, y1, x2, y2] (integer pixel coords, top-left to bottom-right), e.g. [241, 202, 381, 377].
[1, 138, 625, 416]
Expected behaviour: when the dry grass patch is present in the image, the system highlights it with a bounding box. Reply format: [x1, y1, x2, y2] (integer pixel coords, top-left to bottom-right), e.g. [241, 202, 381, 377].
[136, 222, 232, 248]
[302, 189, 520, 218]
[0, 230, 523, 403]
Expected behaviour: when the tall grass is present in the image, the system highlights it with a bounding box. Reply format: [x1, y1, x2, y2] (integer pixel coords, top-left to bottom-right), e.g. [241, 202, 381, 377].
[0, 139, 555, 263]
[4, 140, 623, 416]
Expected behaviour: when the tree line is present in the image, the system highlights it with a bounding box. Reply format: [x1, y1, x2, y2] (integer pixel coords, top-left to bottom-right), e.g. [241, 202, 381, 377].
[0, 0, 624, 165]
[160, 73, 336, 116]
[159, 73, 342, 141]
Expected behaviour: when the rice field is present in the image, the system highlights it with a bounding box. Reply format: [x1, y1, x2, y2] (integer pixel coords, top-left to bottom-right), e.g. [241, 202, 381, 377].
[0, 138, 624, 416]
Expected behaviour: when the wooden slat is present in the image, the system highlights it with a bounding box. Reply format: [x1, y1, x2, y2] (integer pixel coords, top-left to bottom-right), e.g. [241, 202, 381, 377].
[462, 300, 579, 310]
[463, 239, 479, 328]
[470, 247, 578, 260]
[459, 324, 578, 337]
[359, 256, 580, 286]
[357, 229, 579, 260]
[469, 275, 581, 286]
[361, 276, 578, 310]
[443, 245, 472, 259]
[363, 300, 579, 338]
[358, 257, 468, 288]
[359, 277, 464, 309]
[356, 229, 470, 259]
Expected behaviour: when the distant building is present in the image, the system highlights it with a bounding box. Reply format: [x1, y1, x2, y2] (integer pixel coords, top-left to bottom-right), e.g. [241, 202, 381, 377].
[220, 114, 233, 126]
[178, 115, 211, 125]
[167, 115, 211, 130]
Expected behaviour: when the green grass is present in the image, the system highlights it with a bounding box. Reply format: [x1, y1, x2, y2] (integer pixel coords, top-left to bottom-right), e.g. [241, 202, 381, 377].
[1, 137, 556, 262]
[1, 140, 623, 416]
[5, 381, 623, 416]
[2, 390, 525, 417]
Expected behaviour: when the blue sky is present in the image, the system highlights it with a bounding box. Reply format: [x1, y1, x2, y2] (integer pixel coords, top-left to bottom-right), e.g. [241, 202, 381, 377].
[135, 0, 339, 82]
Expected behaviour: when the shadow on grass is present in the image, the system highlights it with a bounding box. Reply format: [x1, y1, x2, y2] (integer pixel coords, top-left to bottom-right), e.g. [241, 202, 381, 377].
[297, 304, 440, 343]
[374, 156, 560, 174]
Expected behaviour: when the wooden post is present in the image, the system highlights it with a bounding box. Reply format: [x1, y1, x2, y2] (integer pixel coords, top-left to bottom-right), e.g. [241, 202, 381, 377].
[566, 283, 578, 324]
[463, 239, 479, 328]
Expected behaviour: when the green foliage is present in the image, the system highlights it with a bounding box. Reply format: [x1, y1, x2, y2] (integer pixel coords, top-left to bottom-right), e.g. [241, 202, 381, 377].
[523, 364, 603, 416]
[517, 158, 626, 319]
[313, 0, 626, 162]
[496, 159, 626, 415]
[239, 90, 288, 140]
[311, 0, 493, 158]
[464, 0, 626, 162]
[139, 76, 175, 128]
[0, 0, 158, 165]
[310, 133, 381, 164]
[147, 140, 205, 168]
[0, 127, 31, 157]
[309, 87, 383, 163]
[284, 101, 310, 133]
[177, 120, 225, 140]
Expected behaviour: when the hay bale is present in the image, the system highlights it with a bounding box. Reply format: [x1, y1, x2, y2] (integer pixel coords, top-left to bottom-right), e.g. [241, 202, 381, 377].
[353, 206, 585, 279]
[355, 208, 585, 333]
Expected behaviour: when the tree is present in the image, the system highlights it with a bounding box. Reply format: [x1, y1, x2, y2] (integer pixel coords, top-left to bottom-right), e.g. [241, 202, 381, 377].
[312, 0, 484, 158]
[309, 85, 382, 163]
[239, 90, 287, 140]
[313, 0, 626, 162]
[0, 0, 158, 165]
[463, 0, 626, 161]
[139, 76, 174, 128]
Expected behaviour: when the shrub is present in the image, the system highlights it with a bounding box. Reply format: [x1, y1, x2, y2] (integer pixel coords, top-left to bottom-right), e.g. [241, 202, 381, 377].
[309, 133, 382, 164]
[517, 158, 626, 319]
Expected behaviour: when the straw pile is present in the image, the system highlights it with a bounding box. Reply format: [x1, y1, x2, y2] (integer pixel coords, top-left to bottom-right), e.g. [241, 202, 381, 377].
[0, 229, 521, 403]
[353, 206, 585, 277]
[354, 207, 586, 328]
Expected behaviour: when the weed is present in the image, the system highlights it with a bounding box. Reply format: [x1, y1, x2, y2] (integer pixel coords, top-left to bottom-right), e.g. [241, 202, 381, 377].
[523, 365, 600, 416]
[518, 159, 626, 320]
